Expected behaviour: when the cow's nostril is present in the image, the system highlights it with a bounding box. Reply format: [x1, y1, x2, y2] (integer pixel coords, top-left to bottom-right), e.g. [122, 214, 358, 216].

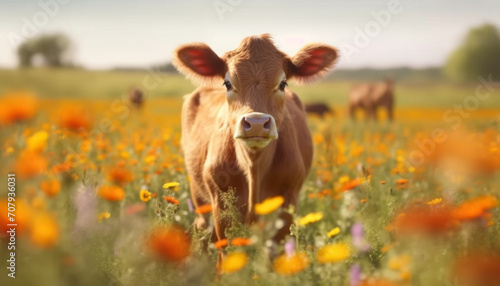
[263, 118, 271, 130]
[242, 117, 251, 130]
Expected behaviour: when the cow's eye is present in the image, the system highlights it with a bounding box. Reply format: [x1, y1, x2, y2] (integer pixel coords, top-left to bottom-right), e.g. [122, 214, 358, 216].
[223, 80, 232, 91]
[279, 80, 288, 91]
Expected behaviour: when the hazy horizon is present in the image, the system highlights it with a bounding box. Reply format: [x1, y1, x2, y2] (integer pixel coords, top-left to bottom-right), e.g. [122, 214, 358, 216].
[1, 0, 499, 70]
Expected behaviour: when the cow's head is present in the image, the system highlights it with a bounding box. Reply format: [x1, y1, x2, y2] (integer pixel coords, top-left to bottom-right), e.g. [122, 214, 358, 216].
[173, 34, 337, 149]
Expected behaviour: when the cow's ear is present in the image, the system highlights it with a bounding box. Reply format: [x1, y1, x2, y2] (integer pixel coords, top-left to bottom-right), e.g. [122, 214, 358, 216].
[173, 43, 227, 83]
[286, 44, 338, 85]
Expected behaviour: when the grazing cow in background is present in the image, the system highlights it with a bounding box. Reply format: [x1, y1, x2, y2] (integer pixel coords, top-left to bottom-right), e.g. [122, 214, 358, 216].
[129, 87, 144, 108]
[305, 103, 334, 118]
[348, 78, 394, 121]
[173, 34, 338, 255]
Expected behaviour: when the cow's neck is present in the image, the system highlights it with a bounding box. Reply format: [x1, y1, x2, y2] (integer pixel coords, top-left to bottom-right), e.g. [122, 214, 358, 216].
[233, 131, 278, 222]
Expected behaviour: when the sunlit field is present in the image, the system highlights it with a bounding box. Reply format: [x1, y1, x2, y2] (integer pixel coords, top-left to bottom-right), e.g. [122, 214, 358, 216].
[1, 70, 500, 286]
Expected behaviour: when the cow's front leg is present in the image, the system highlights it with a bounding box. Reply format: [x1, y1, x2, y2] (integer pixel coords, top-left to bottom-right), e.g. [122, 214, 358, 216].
[203, 168, 231, 273]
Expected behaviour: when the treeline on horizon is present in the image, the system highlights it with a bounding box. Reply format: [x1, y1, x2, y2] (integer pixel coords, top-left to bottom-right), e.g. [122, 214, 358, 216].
[13, 23, 500, 83]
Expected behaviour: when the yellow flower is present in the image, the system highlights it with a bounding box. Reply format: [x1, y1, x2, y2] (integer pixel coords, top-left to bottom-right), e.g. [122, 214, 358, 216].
[327, 227, 341, 238]
[316, 243, 350, 263]
[338, 175, 350, 184]
[299, 212, 323, 226]
[97, 212, 111, 222]
[255, 196, 284, 215]
[30, 213, 59, 248]
[221, 252, 249, 274]
[140, 189, 152, 202]
[427, 198, 443, 205]
[144, 154, 156, 165]
[26, 131, 49, 152]
[163, 182, 180, 191]
[389, 254, 411, 270]
[273, 252, 310, 275]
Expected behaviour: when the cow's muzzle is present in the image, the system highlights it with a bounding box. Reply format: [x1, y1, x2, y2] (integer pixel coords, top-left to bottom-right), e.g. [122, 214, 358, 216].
[234, 112, 278, 149]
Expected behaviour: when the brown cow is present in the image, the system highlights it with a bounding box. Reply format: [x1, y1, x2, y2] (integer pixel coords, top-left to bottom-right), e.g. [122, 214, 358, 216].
[348, 78, 394, 121]
[129, 87, 144, 108]
[305, 103, 334, 118]
[173, 34, 337, 255]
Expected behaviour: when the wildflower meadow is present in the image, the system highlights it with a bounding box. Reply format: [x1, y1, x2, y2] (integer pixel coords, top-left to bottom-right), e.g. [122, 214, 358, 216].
[1, 70, 500, 286]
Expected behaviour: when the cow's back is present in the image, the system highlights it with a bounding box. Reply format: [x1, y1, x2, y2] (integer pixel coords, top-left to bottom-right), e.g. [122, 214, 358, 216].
[349, 84, 372, 107]
[371, 82, 393, 105]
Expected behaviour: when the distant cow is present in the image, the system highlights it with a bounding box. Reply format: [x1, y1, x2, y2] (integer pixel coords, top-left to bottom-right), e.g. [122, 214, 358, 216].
[129, 87, 144, 108]
[305, 103, 334, 117]
[348, 78, 394, 121]
[173, 34, 337, 255]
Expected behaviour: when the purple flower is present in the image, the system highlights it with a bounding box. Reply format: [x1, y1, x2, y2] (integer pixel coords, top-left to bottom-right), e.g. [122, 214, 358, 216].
[351, 222, 370, 252]
[284, 238, 296, 257]
[352, 222, 364, 240]
[187, 198, 194, 213]
[349, 264, 361, 286]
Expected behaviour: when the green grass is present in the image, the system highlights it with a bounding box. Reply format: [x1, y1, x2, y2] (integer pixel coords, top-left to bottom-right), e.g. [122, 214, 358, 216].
[0, 68, 196, 99]
[2, 68, 500, 109]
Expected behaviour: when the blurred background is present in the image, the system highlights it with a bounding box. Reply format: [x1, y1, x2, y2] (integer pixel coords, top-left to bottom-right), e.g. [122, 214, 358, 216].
[1, 1, 500, 286]
[1, 0, 500, 107]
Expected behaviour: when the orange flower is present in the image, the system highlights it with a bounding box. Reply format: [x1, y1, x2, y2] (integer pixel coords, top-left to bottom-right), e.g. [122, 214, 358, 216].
[273, 252, 310, 275]
[30, 212, 59, 248]
[98, 185, 125, 202]
[389, 205, 457, 235]
[163, 196, 179, 205]
[453, 252, 500, 285]
[381, 244, 395, 254]
[231, 237, 253, 246]
[52, 162, 72, 174]
[195, 204, 212, 214]
[0, 199, 30, 235]
[57, 105, 92, 131]
[14, 151, 48, 178]
[107, 166, 134, 185]
[148, 225, 191, 262]
[316, 170, 332, 183]
[452, 195, 498, 221]
[214, 239, 229, 249]
[125, 203, 146, 215]
[396, 179, 408, 185]
[40, 179, 61, 197]
[341, 178, 363, 192]
[0, 91, 37, 124]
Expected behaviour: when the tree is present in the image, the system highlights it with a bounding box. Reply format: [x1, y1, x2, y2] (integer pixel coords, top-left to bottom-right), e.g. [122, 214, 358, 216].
[444, 24, 500, 82]
[17, 33, 72, 67]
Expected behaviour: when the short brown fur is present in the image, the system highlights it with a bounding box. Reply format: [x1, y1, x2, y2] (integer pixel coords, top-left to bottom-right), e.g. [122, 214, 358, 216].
[348, 78, 394, 121]
[173, 35, 338, 262]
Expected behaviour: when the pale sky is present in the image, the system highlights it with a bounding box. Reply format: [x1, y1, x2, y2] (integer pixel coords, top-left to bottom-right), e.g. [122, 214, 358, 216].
[1, 0, 499, 69]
